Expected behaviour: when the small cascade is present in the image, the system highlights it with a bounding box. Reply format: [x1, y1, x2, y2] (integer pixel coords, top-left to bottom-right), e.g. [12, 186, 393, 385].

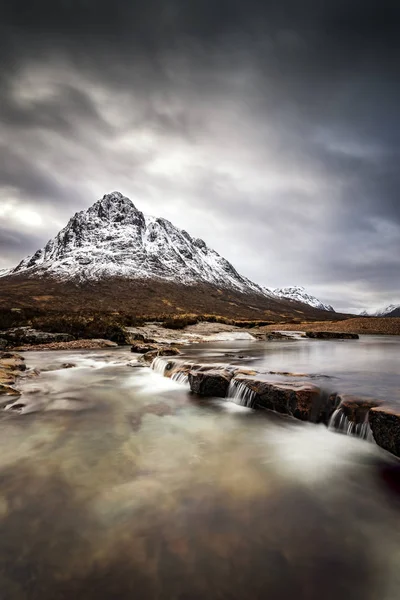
[171, 371, 190, 386]
[228, 379, 256, 408]
[151, 357, 168, 375]
[328, 408, 373, 440]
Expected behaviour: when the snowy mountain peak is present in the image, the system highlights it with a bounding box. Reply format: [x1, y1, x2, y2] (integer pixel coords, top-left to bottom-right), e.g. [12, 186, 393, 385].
[361, 304, 400, 317]
[11, 192, 267, 295]
[272, 285, 335, 312]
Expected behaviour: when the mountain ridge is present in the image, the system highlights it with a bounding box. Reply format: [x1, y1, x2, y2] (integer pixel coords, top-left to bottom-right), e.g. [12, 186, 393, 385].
[0, 192, 347, 321]
[272, 286, 335, 312]
[12, 192, 271, 297]
[360, 304, 400, 318]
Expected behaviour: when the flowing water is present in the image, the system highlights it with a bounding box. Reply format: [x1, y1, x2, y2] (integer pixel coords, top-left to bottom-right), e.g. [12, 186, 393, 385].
[1, 336, 400, 599]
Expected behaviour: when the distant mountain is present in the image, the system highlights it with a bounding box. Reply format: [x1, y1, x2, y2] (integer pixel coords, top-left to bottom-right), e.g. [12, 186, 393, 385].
[272, 286, 335, 312]
[361, 304, 400, 318]
[0, 192, 345, 321]
[0, 269, 11, 278]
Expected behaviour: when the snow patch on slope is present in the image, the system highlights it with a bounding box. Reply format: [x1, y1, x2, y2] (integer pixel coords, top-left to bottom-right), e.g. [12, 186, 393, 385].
[272, 285, 335, 312]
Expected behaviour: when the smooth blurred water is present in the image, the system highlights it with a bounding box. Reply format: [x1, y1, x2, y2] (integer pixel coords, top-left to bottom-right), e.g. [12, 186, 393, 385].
[0, 340, 399, 600]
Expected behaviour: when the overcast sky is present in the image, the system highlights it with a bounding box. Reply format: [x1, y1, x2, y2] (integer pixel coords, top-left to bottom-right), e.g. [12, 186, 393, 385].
[0, 1, 399, 313]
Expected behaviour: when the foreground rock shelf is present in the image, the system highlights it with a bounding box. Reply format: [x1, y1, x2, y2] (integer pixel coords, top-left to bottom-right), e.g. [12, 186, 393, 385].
[152, 357, 400, 459]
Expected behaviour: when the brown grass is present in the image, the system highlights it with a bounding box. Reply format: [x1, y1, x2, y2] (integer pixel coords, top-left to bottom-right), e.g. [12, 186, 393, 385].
[261, 317, 400, 336]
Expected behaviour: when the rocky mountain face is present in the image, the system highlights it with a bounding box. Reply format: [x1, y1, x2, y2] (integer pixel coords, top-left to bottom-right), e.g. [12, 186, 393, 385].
[361, 304, 400, 318]
[272, 286, 335, 312]
[12, 192, 270, 296]
[1, 192, 345, 320]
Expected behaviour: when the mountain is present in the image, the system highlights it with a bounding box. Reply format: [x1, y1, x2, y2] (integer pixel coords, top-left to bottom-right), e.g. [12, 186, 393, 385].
[361, 304, 400, 318]
[272, 286, 335, 312]
[0, 269, 11, 278]
[0, 192, 346, 321]
[12, 192, 269, 296]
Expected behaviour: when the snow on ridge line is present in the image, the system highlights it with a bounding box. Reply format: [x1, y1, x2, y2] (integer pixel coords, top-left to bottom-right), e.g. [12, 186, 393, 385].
[10, 191, 270, 296]
[360, 304, 400, 317]
[272, 285, 335, 312]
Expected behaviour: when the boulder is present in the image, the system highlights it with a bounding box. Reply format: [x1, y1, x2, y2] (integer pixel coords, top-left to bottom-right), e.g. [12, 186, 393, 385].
[369, 406, 400, 458]
[188, 369, 234, 398]
[131, 343, 160, 353]
[230, 375, 326, 423]
[0, 338, 8, 350]
[305, 331, 359, 340]
[0, 327, 74, 347]
[140, 346, 181, 364]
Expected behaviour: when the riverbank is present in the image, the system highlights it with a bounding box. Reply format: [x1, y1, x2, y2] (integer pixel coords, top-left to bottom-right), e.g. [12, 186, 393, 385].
[261, 317, 400, 335]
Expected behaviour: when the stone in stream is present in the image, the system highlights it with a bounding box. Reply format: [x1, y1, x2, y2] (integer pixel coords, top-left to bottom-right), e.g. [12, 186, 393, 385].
[140, 346, 181, 364]
[228, 375, 330, 423]
[130, 342, 160, 353]
[369, 406, 400, 458]
[328, 395, 384, 439]
[188, 369, 234, 398]
[305, 331, 359, 340]
[337, 395, 383, 423]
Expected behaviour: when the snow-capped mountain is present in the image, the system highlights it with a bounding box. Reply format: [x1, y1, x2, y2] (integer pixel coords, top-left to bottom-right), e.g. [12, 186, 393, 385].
[11, 192, 271, 296]
[0, 268, 11, 278]
[272, 286, 335, 312]
[361, 304, 400, 317]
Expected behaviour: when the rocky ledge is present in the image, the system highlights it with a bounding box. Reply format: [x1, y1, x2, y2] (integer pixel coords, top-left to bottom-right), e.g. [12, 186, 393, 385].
[0, 327, 74, 348]
[369, 406, 400, 458]
[0, 351, 26, 399]
[305, 331, 359, 340]
[15, 339, 118, 351]
[152, 357, 400, 459]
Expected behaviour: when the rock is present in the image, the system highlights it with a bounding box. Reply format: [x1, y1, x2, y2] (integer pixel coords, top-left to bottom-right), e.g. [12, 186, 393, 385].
[14, 339, 118, 351]
[129, 333, 146, 342]
[230, 375, 325, 422]
[131, 343, 160, 353]
[140, 346, 181, 364]
[0, 384, 20, 397]
[0, 338, 8, 350]
[336, 395, 383, 424]
[369, 406, 400, 458]
[189, 369, 234, 398]
[305, 331, 359, 340]
[0, 327, 74, 347]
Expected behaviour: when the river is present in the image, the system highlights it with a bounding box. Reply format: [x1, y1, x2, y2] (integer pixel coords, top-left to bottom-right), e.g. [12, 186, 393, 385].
[1, 335, 400, 599]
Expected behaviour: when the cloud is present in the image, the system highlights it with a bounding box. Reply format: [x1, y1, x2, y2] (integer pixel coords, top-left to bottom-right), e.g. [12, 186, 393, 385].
[0, 0, 399, 312]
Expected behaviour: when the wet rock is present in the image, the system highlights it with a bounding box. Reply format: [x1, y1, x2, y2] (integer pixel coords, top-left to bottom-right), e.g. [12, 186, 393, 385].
[189, 369, 234, 398]
[0, 327, 74, 347]
[305, 331, 359, 340]
[0, 338, 8, 350]
[336, 395, 383, 424]
[0, 384, 20, 397]
[369, 406, 400, 458]
[131, 343, 160, 353]
[140, 346, 181, 364]
[231, 375, 325, 423]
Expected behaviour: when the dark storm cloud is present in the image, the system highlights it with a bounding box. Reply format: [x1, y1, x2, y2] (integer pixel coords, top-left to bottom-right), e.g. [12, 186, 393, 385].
[0, 0, 399, 312]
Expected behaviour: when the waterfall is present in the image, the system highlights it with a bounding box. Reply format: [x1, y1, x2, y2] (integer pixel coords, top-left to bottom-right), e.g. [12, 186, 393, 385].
[228, 379, 256, 408]
[171, 371, 190, 386]
[328, 408, 373, 440]
[151, 357, 168, 375]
